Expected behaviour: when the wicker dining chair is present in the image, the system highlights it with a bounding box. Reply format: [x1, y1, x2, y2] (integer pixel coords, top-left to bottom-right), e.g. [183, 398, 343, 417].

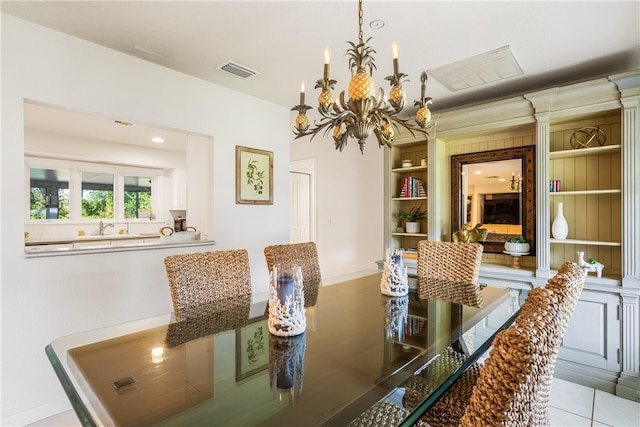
[416, 262, 585, 427]
[264, 242, 321, 282]
[164, 249, 251, 319]
[417, 241, 484, 283]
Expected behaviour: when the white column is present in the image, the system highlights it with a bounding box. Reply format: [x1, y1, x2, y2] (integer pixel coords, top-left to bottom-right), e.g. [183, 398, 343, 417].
[610, 70, 640, 401]
[524, 88, 558, 278]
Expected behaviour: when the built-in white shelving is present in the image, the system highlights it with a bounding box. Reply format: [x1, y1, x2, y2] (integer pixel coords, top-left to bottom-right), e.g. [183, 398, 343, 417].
[550, 189, 621, 196]
[549, 144, 621, 160]
[391, 197, 428, 201]
[550, 238, 621, 246]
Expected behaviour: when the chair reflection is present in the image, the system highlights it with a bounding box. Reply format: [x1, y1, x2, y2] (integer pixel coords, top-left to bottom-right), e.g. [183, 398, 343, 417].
[165, 294, 252, 348]
[417, 277, 483, 308]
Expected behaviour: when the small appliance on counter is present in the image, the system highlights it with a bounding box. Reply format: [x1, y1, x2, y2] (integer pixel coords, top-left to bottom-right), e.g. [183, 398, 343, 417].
[169, 210, 187, 232]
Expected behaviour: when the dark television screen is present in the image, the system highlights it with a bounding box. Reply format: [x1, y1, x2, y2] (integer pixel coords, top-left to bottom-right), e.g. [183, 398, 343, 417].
[480, 193, 521, 225]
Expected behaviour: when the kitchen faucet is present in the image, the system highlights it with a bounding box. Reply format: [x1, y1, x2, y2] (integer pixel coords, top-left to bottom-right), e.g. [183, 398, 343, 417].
[99, 220, 114, 236]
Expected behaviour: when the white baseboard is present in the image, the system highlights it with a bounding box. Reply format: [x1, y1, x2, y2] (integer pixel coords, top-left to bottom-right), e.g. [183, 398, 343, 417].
[322, 269, 379, 286]
[2, 398, 71, 427]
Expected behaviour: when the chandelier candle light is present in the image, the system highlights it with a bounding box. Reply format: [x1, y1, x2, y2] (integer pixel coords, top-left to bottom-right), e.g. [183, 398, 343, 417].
[292, 0, 434, 154]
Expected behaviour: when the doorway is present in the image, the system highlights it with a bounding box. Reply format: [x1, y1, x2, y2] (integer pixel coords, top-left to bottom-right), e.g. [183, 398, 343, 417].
[289, 159, 317, 244]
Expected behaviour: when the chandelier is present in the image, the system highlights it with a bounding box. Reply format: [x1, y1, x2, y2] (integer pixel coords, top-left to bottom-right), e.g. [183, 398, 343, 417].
[291, 0, 434, 154]
[510, 172, 522, 192]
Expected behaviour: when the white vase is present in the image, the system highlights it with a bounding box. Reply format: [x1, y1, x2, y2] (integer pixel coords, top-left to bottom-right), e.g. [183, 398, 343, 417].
[406, 222, 420, 234]
[552, 202, 569, 240]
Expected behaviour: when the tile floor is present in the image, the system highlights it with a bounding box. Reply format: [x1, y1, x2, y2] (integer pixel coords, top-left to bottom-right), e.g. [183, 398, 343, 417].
[27, 377, 640, 426]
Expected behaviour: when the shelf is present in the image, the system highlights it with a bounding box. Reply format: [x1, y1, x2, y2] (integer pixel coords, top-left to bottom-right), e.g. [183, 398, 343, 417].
[550, 238, 621, 247]
[391, 165, 427, 173]
[550, 189, 621, 196]
[392, 197, 428, 201]
[549, 144, 621, 160]
[392, 233, 427, 237]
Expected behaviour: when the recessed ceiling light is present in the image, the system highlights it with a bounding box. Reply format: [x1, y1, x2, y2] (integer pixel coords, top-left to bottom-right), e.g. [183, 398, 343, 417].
[114, 120, 135, 127]
[475, 170, 482, 175]
[151, 137, 165, 144]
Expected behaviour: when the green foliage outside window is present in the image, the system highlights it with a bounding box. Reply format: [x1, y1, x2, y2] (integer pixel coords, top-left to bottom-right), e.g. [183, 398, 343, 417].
[81, 190, 114, 219]
[125, 190, 152, 219]
[30, 187, 69, 219]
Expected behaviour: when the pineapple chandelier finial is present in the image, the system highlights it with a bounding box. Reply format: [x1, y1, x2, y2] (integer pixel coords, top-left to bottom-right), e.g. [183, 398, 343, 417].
[292, 0, 434, 154]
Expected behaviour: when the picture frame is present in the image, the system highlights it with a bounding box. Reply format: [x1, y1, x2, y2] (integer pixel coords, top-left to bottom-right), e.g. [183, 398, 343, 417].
[235, 317, 269, 381]
[236, 146, 273, 205]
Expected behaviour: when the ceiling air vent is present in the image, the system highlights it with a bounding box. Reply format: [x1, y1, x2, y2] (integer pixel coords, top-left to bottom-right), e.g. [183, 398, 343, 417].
[217, 61, 259, 79]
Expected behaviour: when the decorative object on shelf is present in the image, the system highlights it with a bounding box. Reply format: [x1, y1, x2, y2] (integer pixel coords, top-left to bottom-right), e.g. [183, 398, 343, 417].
[267, 266, 306, 337]
[503, 235, 529, 269]
[570, 126, 606, 149]
[577, 251, 604, 278]
[381, 294, 408, 341]
[402, 159, 413, 168]
[380, 248, 408, 296]
[452, 222, 488, 243]
[399, 176, 427, 198]
[395, 226, 405, 233]
[398, 206, 426, 234]
[421, 157, 427, 167]
[509, 171, 522, 192]
[504, 235, 530, 254]
[291, 0, 434, 154]
[551, 202, 569, 240]
[269, 333, 306, 405]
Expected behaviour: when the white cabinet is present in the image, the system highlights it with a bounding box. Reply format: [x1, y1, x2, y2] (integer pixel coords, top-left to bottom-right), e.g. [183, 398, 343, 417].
[559, 290, 621, 371]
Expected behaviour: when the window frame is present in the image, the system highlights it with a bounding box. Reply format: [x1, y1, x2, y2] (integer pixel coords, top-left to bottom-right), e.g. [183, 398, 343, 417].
[25, 156, 164, 223]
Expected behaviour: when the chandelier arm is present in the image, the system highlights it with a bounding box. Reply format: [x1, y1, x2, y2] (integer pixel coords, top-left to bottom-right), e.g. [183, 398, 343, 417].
[389, 117, 433, 135]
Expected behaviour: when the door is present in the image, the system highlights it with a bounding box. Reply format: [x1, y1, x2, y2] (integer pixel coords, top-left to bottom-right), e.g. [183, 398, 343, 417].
[290, 172, 310, 243]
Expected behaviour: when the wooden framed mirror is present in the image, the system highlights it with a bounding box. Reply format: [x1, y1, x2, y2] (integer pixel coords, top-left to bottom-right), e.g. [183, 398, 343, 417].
[451, 146, 535, 254]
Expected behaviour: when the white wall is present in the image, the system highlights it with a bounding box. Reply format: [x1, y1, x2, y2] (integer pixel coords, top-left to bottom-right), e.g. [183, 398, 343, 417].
[289, 114, 385, 279]
[1, 14, 290, 424]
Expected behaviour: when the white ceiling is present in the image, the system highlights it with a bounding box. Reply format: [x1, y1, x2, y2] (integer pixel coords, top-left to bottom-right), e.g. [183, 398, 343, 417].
[4, 0, 639, 149]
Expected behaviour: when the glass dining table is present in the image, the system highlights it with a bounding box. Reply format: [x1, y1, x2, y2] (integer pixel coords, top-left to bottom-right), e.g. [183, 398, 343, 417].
[45, 273, 523, 427]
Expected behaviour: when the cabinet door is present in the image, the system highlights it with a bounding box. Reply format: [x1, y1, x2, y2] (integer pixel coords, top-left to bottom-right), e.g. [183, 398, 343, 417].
[558, 290, 620, 372]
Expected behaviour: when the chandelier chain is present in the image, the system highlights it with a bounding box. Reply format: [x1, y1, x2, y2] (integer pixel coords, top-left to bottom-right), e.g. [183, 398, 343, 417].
[358, 0, 364, 43]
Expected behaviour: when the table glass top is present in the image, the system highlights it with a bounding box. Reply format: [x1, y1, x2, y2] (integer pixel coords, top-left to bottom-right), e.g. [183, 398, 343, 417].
[46, 273, 521, 427]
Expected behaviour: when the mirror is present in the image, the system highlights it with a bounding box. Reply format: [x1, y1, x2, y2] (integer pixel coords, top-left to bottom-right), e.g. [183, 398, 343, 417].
[451, 146, 535, 254]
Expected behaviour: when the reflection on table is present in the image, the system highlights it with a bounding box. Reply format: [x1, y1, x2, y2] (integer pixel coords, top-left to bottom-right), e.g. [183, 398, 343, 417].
[45, 273, 521, 427]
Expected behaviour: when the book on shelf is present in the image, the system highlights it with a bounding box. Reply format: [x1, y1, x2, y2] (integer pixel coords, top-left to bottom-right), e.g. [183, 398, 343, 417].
[399, 177, 427, 198]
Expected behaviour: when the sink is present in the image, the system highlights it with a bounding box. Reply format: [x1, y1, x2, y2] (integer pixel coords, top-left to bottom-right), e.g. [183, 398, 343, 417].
[76, 234, 145, 240]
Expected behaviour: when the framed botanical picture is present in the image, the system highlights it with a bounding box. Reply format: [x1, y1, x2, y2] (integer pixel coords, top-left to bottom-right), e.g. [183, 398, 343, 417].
[236, 146, 273, 204]
[235, 317, 269, 381]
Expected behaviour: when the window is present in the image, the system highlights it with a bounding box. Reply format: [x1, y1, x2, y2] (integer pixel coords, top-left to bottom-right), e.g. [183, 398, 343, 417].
[26, 157, 162, 222]
[124, 175, 152, 219]
[30, 167, 70, 219]
[81, 172, 114, 219]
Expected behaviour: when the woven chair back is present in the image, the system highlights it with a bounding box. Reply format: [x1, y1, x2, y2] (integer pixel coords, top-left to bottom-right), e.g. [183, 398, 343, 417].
[459, 265, 585, 426]
[264, 242, 321, 284]
[417, 241, 483, 283]
[164, 249, 251, 319]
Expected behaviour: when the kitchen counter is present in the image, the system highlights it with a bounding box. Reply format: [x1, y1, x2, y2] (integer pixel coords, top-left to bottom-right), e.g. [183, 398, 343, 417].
[24, 236, 215, 257]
